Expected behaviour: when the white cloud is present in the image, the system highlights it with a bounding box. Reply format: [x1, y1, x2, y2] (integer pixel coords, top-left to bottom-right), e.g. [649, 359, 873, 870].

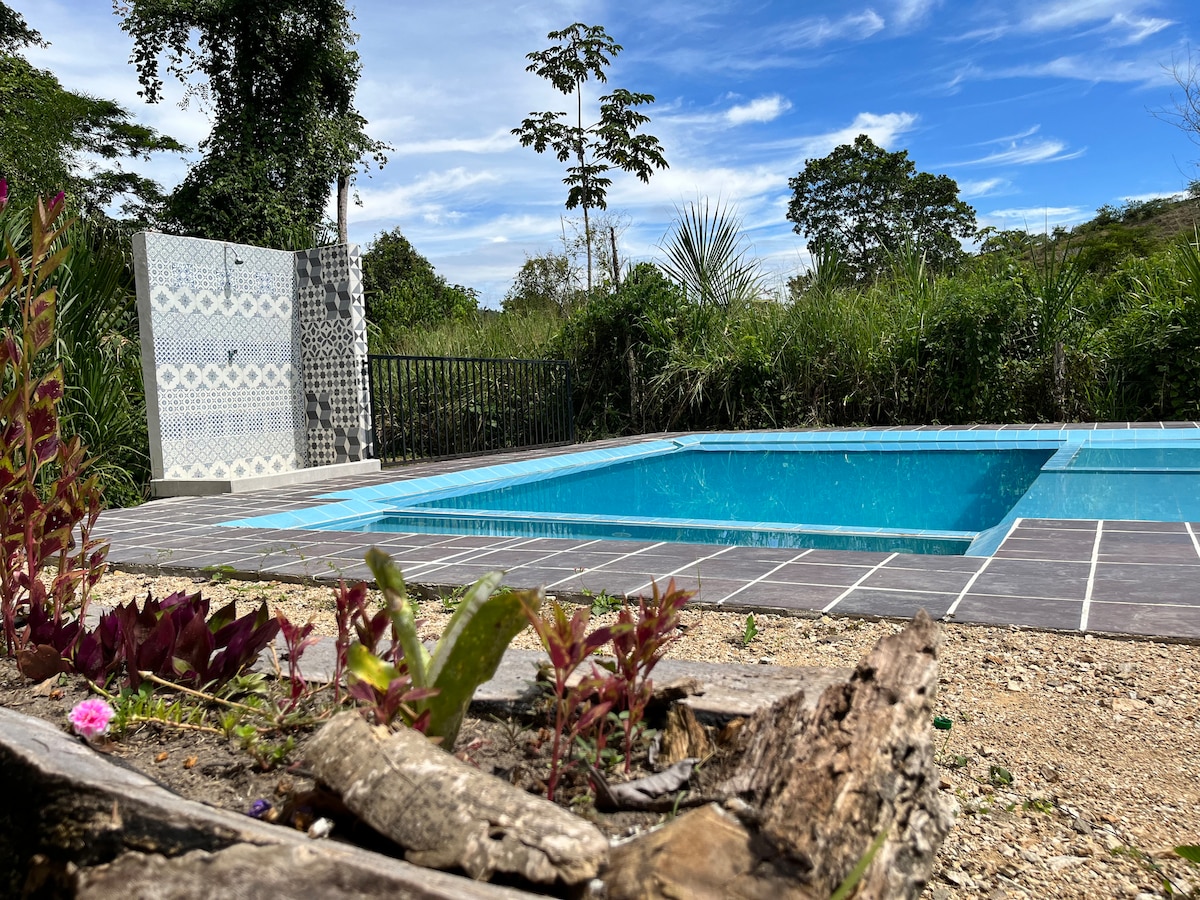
[758, 111, 921, 156]
[978, 206, 1089, 231]
[392, 130, 516, 157]
[957, 178, 1009, 198]
[891, 0, 940, 29]
[725, 95, 793, 126]
[951, 138, 1085, 166]
[354, 168, 501, 223]
[1107, 13, 1174, 44]
[1119, 190, 1188, 203]
[778, 11, 886, 48]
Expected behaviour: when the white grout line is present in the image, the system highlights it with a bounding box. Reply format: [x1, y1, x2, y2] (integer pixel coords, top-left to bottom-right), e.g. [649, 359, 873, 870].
[1187, 522, 1200, 560]
[1078, 520, 1105, 633]
[712, 549, 814, 606]
[822, 552, 899, 614]
[540, 542, 669, 591]
[943, 517, 1024, 619]
[626, 545, 739, 597]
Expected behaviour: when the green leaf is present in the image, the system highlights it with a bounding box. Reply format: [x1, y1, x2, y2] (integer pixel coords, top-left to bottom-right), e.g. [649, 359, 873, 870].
[346, 642, 403, 693]
[1174, 846, 1200, 865]
[424, 577, 543, 746]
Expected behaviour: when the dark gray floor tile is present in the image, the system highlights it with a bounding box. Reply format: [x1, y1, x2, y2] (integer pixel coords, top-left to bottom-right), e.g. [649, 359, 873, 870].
[1085, 602, 1200, 640]
[952, 596, 1082, 630]
[731, 582, 846, 609]
[860, 567, 976, 593]
[833, 589, 955, 619]
[764, 563, 876, 587]
[1090, 564, 1200, 605]
[968, 559, 1091, 600]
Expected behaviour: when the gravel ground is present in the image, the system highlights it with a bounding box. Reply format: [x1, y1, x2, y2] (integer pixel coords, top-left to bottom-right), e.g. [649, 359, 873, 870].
[89, 569, 1200, 900]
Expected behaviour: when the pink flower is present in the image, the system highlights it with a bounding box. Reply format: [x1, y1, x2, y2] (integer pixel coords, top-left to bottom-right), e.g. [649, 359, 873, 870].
[0, 179, 7, 209]
[68, 698, 115, 740]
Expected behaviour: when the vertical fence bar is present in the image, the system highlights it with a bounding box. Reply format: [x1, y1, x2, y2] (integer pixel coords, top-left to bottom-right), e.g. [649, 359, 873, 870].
[362, 354, 574, 464]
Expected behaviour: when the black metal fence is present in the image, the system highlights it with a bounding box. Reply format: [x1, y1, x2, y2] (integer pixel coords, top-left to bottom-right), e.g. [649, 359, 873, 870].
[366, 355, 574, 464]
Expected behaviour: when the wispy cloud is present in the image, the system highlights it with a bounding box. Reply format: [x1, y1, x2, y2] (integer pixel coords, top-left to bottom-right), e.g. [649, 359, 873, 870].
[392, 130, 515, 156]
[891, 0, 941, 29]
[777, 10, 886, 48]
[951, 136, 1085, 166]
[979, 205, 1089, 231]
[758, 111, 921, 156]
[957, 177, 1009, 198]
[725, 94, 793, 125]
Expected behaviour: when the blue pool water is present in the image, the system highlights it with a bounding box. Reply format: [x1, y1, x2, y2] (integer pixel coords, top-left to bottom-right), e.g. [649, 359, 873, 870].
[410, 448, 1051, 533]
[222, 429, 1200, 557]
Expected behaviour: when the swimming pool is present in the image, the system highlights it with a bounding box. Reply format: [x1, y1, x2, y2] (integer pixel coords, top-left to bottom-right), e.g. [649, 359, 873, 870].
[223, 428, 1200, 556]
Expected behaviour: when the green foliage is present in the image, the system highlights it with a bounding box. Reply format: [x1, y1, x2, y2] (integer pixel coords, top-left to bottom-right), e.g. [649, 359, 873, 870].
[386, 308, 561, 359]
[787, 134, 977, 283]
[513, 22, 668, 289]
[344, 549, 543, 747]
[660, 197, 763, 307]
[503, 251, 583, 316]
[0, 192, 109, 659]
[740, 614, 759, 646]
[362, 228, 477, 349]
[524, 580, 692, 797]
[118, 0, 387, 248]
[0, 5, 184, 221]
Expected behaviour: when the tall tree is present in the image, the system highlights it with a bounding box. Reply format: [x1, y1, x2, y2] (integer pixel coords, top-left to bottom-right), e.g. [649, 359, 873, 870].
[0, 3, 183, 220]
[117, 0, 387, 249]
[362, 228, 477, 348]
[786, 134, 977, 283]
[513, 23, 668, 291]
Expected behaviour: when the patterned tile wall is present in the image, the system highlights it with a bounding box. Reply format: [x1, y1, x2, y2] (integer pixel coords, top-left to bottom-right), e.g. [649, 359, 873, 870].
[134, 234, 374, 482]
[295, 245, 370, 466]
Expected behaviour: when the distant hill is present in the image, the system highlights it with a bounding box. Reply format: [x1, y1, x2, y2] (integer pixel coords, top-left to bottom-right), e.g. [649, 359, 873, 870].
[1066, 191, 1200, 272]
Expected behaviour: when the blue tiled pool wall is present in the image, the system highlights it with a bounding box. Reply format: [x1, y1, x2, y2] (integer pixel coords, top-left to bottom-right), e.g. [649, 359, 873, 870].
[221, 427, 1200, 556]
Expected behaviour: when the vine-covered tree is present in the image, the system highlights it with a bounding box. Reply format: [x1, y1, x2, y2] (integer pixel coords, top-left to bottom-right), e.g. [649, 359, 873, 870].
[786, 134, 977, 283]
[117, 0, 387, 248]
[513, 23, 668, 291]
[0, 2, 183, 220]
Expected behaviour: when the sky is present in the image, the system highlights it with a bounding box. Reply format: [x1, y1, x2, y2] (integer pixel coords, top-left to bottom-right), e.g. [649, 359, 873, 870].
[12, 0, 1200, 306]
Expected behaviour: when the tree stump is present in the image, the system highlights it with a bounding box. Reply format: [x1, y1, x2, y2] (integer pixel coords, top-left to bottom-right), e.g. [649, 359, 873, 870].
[605, 610, 953, 899]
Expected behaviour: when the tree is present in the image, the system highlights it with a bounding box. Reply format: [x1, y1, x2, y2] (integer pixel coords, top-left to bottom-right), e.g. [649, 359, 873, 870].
[503, 252, 582, 316]
[362, 228, 477, 347]
[786, 134, 977, 283]
[0, 3, 183, 220]
[118, 0, 387, 249]
[513, 23, 668, 291]
[660, 198, 763, 306]
[1154, 47, 1200, 161]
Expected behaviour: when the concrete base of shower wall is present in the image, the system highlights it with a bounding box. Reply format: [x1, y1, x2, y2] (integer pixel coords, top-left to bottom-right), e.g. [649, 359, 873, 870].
[150, 459, 382, 497]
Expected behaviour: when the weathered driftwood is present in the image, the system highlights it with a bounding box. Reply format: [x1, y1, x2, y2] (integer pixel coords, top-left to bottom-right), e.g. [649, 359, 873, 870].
[604, 611, 953, 900]
[75, 843, 536, 900]
[0, 707, 524, 900]
[304, 711, 608, 886]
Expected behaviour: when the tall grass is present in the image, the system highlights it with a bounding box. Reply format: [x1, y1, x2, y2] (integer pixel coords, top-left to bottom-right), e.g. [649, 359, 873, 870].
[376, 308, 564, 359]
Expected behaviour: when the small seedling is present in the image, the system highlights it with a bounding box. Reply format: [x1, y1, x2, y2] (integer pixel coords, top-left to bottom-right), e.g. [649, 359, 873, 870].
[583, 588, 623, 616]
[988, 765, 1013, 787]
[740, 614, 759, 646]
[202, 564, 238, 584]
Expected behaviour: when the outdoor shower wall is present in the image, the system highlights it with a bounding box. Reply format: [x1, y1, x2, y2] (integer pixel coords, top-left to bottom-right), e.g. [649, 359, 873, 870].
[133, 233, 370, 486]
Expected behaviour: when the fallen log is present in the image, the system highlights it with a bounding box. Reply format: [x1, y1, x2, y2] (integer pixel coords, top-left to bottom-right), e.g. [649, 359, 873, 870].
[304, 711, 609, 886]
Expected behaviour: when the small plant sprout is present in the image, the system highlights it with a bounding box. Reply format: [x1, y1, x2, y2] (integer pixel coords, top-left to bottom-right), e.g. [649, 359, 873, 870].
[68, 697, 115, 740]
[741, 613, 759, 646]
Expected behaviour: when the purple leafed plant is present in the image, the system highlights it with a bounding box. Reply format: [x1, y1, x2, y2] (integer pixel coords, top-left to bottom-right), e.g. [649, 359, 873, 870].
[1, 190, 109, 665]
[524, 579, 693, 797]
[275, 611, 320, 710]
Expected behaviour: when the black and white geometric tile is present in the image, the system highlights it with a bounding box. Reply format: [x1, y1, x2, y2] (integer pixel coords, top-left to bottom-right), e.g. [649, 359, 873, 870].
[134, 233, 371, 482]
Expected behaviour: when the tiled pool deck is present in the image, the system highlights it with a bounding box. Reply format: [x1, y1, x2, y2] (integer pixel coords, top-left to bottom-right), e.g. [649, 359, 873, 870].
[98, 427, 1200, 642]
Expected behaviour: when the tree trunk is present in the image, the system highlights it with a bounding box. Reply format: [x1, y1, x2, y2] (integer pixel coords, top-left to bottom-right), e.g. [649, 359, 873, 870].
[337, 172, 350, 244]
[610, 225, 621, 289]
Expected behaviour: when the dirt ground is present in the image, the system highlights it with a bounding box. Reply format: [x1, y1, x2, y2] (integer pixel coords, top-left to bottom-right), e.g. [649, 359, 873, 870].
[4, 567, 1200, 899]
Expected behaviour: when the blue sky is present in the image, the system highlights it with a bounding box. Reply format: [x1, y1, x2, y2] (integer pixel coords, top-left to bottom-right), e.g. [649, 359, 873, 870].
[13, 0, 1200, 306]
